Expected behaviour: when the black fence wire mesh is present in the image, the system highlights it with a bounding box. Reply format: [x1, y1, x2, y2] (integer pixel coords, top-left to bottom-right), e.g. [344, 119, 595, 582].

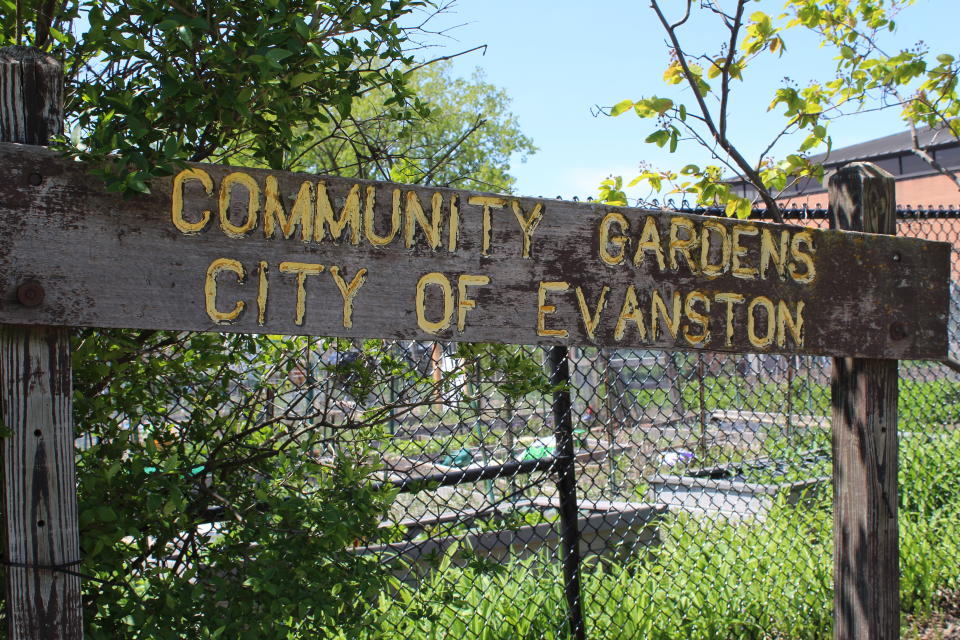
[69, 206, 960, 639]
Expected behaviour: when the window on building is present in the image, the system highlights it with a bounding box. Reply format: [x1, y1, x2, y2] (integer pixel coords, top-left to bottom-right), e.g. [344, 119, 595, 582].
[873, 157, 901, 176]
[901, 153, 931, 176]
[934, 146, 960, 171]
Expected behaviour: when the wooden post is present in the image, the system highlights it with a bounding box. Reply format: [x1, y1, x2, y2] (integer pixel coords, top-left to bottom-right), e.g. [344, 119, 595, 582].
[828, 163, 900, 640]
[0, 46, 82, 639]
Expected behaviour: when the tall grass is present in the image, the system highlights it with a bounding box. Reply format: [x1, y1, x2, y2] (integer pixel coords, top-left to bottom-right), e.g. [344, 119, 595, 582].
[347, 430, 960, 640]
[355, 503, 958, 639]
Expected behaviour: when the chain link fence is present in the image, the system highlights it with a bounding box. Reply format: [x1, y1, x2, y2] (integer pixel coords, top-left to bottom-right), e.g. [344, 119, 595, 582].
[70, 206, 960, 639]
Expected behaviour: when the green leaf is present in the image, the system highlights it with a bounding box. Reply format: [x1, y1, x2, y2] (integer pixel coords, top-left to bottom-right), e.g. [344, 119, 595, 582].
[176, 25, 192, 47]
[290, 72, 323, 88]
[649, 97, 674, 114]
[645, 130, 670, 147]
[610, 99, 635, 116]
[266, 48, 293, 63]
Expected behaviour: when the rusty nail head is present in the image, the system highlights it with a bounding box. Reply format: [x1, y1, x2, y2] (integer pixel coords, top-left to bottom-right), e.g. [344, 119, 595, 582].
[27, 173, 42, 186]
[889, 322, 908, 341]
[16, 281, 45, 308]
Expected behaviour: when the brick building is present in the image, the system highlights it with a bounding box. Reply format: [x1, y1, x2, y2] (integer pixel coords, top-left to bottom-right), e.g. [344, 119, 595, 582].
[731, 127, 960, 209]
[723, 129, 960, 282]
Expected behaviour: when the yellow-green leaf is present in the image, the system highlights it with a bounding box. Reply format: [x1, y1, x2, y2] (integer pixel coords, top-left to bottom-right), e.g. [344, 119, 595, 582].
[610, 99, 635, 117]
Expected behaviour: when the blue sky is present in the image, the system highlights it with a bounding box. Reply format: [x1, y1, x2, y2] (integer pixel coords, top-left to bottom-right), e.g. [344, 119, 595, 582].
[413, 0, 955, 201]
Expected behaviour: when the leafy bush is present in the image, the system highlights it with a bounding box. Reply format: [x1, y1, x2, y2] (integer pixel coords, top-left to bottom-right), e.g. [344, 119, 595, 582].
[72, 331, 415, 638]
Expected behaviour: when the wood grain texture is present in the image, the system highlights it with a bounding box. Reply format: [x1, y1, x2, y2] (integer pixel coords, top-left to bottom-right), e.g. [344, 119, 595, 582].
[1, 327, 82, 639]
[829, 162, 900, 640]
[0, 47, 62, 146]
[1, 46, 83, 640]
[0, 144, 951, 359]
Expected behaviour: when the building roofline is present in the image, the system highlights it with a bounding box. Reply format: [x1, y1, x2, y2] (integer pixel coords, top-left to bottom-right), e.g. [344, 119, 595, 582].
[809, 126, 957, 167]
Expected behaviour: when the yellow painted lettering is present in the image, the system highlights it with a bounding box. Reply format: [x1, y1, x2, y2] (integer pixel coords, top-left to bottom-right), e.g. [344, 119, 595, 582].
[264, 177, 313, 242]
[732, 224, 759, 279]
[204, 258, 245, 324]
[448, 193, 460, 252]
[364, 187, 401, 246]
[599, 212, 629, 266]
[759, 228, 790, 280]
[257, 261, 268, 326]
[469, 196, 507, 256]
[316, 181, 360, 244]
[511, 200, 544, 259]
[218, 172, 260, 239]
[669, 217, 700, 273]
[574, 285, 609, 341]
[701, 219, 730, 277]
[747, 296, 776, 348]
[777, 299, 805, 347]
[614, 285, 647, 342]
[650, 290, 682, 341]
[415, 272, 454, 333]
[279, 261, 324, 326]
[329, 266, 367, 329]
[715, 292, 745, 347]
[789, 231, 816, 284]
[404, 190, 443, 249]
[633, 216, 666, 271]
[172, 168, 213, 235]
[683, 291, 711, 346]
[457, 274, 490, 331]
[537, 281, 569, 338]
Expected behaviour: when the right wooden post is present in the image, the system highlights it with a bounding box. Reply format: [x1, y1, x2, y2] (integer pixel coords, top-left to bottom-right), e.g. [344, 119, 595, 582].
[828, 162, 900, 640]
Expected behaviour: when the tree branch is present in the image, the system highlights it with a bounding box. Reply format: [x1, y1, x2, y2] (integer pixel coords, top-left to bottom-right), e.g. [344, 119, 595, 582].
[419, 114, 486, 185]
[718, 0, 747, 142]
[910, 122, 960, 190]
[650, 0, 784, 222]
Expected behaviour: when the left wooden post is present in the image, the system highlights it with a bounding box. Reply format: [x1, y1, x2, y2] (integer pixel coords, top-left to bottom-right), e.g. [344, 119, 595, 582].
[0, 46, 83, 640]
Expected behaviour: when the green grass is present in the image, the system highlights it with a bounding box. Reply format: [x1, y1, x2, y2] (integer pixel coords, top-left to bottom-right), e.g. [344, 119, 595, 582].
[344, 429, 960, 640]
[630, 374, 960, 429]
[356, 504, 960, 639]
[351, 498, 959, 640]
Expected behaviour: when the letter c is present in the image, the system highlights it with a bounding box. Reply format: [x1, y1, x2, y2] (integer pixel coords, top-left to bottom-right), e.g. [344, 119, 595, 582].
[172, 168, 213, 234]
[205, 258, 245, 323]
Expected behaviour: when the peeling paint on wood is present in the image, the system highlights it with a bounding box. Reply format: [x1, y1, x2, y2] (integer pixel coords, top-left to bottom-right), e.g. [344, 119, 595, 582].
[0, 143, 950, 359]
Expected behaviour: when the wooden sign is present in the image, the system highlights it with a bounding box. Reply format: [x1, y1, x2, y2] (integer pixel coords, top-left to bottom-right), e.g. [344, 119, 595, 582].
[0, 142, 950, 359]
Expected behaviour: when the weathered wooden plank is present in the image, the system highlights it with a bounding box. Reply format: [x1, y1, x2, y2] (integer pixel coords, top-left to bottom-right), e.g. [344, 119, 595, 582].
[829, 162, 900, 640]
[0, 142, 950, 359]
[1, 326, 82, 639]
[0, 46, 83, 640]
